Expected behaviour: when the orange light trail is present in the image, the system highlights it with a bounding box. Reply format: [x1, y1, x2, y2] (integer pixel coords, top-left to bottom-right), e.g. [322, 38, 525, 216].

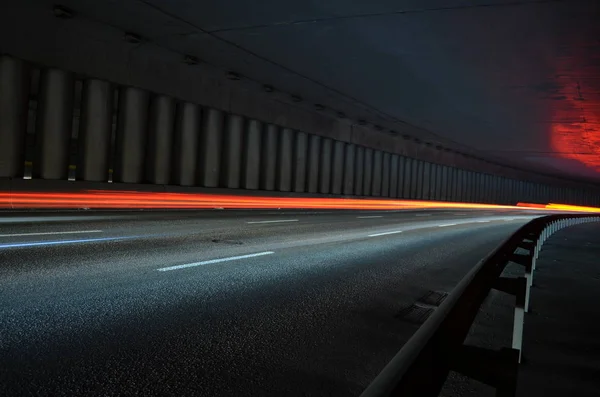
[0, 190, 598, 212]
[517, 202, 600, 213]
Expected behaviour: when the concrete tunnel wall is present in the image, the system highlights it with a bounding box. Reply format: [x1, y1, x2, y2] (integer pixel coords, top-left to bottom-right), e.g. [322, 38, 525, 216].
[0, 54, 599, 207]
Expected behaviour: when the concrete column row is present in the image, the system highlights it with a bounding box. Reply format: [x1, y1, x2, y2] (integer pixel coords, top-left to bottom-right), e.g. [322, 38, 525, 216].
[1, 55, 598, 206]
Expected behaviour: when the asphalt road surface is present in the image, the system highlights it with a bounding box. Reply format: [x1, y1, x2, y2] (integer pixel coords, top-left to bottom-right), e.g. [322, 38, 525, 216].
[0, 209, 537, 396]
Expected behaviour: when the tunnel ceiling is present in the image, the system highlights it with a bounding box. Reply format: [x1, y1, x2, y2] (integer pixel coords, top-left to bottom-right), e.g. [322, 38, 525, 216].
[19, 0, 600, 182]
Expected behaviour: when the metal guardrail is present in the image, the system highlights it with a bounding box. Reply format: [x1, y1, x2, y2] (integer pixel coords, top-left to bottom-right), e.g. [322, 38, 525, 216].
[361, 214, 600, 397]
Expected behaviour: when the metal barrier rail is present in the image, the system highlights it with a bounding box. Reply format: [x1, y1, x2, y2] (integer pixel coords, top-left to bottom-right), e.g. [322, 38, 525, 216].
[361, 214, 600, 397]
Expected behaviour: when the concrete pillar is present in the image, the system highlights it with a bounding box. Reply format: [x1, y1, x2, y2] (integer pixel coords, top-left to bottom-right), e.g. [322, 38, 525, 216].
[495, 176, 501, 203]
[145, 95, 174, 185]
[430, 164, 439, 200]
[306, 134, 320, 193]
[372, 150, 383, 196]
[441, 166, 449, 201]
[221, 114, 244, 188]
[407, 158, 416, 199]
[77, 79, 113, 182]
[452, 168, 459, 202]
[556, 185, 561, 203]
[459, 170, 466, 202]
[0, 56, 30, 178]
[381, 152, 391, 197]
[452, 167, 458, 201]
[494, 176, 500, 203]
[496, 176, 502, 203]
[469, 172, 475, 202]
[517, 180, 524, 203]
[480, 173, 486, 202]
[293, 131, 308, 192]
[518, 180, 524, 203]
[260, 124, 279, 191]
[510, 178, 516, 204]
[354, 146, 364, 196]
[432, 164, 440, 201]
[199, 108, 224, 187]
[277, 128, 294, 192]
[343, 143, 355, 195]
[540, 184, 545, 203]
[422, 162, 431, 200]
[466, 171, 474, 202]
[479, 173, 486, 203]
[449, 167, 455, 201]
[390, 154, 399, 197]
[397, 156, 406, 198]
[363, 148, 373, 196]
[34, 68, 74, 180]
[331, 140, 345, 194]
[242, 119, 262, 190]
[114, 87, 149, 184]
[475, 172, 481, 202]
[413, 160, 423, 199]
[434, 163, 441, 200]
[472, 172, 479, 202]
[433, 163, 439, 200]
[459, 170, 465, 202]
[172, 102, 200, 186]
[403, 158, 412, 199]
[319, 138, 332, 194]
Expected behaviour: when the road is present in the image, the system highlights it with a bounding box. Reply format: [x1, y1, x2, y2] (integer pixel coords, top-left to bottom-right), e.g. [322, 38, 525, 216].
[0, 209, 536, 396]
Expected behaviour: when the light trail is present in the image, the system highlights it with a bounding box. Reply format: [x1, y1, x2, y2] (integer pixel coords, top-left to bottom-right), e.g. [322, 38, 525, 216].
[0, 191, 598, 212]
[518, 202, 600, 213]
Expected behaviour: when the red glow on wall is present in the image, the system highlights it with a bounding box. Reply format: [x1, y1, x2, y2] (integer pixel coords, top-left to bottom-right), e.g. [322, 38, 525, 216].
[550, 95, 600, 171]
[548, 30, 600, 172]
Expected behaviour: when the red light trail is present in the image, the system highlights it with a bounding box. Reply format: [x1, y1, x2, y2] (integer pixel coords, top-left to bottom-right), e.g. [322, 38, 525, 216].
[0, 191, 598, 213]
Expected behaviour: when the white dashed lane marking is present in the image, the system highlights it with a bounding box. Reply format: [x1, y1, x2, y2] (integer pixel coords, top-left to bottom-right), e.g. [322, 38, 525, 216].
[157, 251, 275, 272]
[368, 230, 403, 237]
[246, 219, 299, 224]
[0, 230, 102, 238]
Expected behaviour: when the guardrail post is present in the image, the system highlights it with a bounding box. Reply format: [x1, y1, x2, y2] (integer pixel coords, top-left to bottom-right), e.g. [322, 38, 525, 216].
[512, 278, 526, 363]
[524, 257, 534, 312]
[494, 277, 527, 363]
